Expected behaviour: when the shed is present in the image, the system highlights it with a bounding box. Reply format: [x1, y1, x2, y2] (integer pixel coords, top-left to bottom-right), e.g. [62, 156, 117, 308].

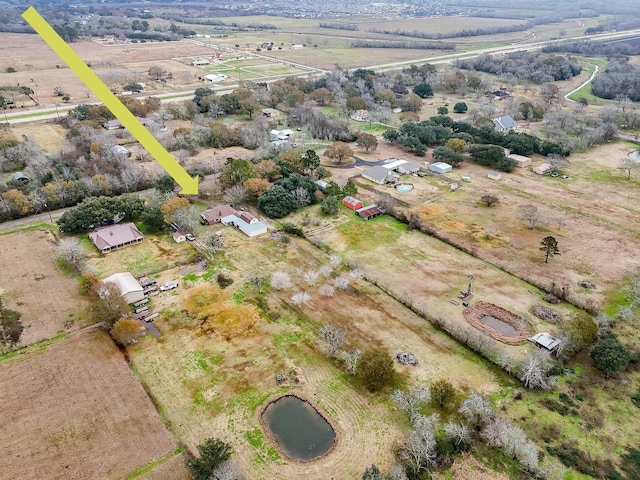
[203, 74, 227, 83]
[533, 163, 552, 175]
[173, 231, 187, 243]
[314, 179, 329, 191]
[342, 196, 363, 210]
[528, 332, 561, 352]
[11, 172, 30, 184]
[487, 171, 501, 180]
[103, 272, 145, 304]
[429, 162, 452, 174]
[508, 154, 532, 168]
[262, 108, 280, 118]
[111, 145, 130, 157]
[356, 204, 384, 220]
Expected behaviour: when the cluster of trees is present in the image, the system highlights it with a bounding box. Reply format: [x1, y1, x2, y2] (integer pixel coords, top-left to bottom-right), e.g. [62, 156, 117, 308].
[455, 52, 582, 83]
[381, 115, 565, 162]
[57, 195, 146, 233]
[363, 387, 542, 478]
[591, 59, 640, 101]
[187, 438, 244, 480]
[542, 39, 640, 58]
[319, 22, 358, 30]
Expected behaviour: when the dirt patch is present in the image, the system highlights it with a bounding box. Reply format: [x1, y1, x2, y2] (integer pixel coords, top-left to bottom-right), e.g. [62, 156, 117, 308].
[0, 329, 177, 480]
[434, 453, 509, 480]
[0, 229, 90, 345]
[463, 301, 530, 345]
[258, 393, 338, 463]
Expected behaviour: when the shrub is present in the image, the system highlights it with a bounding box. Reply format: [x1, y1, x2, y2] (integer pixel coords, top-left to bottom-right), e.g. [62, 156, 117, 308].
[532, 304, 563, 323]
[217, 273, 234, 289]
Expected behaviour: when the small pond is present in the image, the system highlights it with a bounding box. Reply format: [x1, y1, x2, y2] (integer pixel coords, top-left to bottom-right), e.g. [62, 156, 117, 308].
[261, 395, 336, 461]
[629, 151, 640, 162]
[480, 315, 516, 336]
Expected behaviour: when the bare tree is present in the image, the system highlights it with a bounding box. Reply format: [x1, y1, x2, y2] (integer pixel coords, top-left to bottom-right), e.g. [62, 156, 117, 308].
[329, 254, 342, 267]
[340, 348, 361, 375]
[459, 390, 492, 429]
[318, 323, 346, 358]
[388, 464, 409, 480]
[349, 268, 364, 280]
[204, 234, 225, 252]
[547, 153, 570, 174]
[209, 460, 245, 480]
[618, 157, 640, 180]
[444, 422, 470, 447]
[57, 237, 86, 272]
[391, 387, 431, 422]
[172, 206, 200, 234]
[399, 414, 439, 475]
[303, 269, 319, 287]
[291, 186, 311, 208]
[290, 291, 311, 306]
[333, 276, 349, 290]
[519, 351, 554, 389]
[319, 284, 335, 297]
[270, 271, 292, 291]
[517, 204, 545, 229]
[319, 265, 333, 277]
[223, 184, 248, 205]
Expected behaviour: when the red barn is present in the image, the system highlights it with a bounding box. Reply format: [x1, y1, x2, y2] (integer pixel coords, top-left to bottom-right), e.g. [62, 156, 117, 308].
[342, 196, 363, 210]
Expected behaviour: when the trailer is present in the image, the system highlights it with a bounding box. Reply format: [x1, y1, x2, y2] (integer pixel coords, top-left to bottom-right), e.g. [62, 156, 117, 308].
[144, 313, 160, 323]
[133, 298, 150, 307]
[134, 306, 149, 314]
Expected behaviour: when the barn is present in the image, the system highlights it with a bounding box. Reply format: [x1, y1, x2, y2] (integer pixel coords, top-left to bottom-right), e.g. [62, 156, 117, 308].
[342, 196, 364, 210]
[429, 162, 452, 174]
[508, 154, 532, 168]
[356, 204, 384, 220]
[103, 272, 145, 304]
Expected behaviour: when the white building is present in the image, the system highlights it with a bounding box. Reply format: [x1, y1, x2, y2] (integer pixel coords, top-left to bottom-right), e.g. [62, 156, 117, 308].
[103, 272, 145, 304]
[203, 74, 228, 83]
[429, 162, 452, 174]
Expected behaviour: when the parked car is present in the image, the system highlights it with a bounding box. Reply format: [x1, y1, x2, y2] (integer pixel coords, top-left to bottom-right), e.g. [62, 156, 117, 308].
[159, 280, 178, 292]
[185, 233, 195, 241]
[140, 279, 156, 288]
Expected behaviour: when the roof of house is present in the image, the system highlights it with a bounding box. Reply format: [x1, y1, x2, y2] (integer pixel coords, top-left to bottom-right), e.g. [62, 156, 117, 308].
[528, 332, 561, 350]
[172, 231, 186, 241]
[221, 214, 267, 236]
[238, 211, 255, 224]
[363, 165, 397, 182]
[201, 205, 236, 223]
[203, 74, 227, 82]
[342, 196, 363, 206]
[397, 161, 421, 173]
[507, 154, 532, 162]
[103, 272, 143, 295]
[89, 222, 143, 251]
[492, 115, 518, 130]
[430, 161, 452, 171]
[314, 179, 329, 189]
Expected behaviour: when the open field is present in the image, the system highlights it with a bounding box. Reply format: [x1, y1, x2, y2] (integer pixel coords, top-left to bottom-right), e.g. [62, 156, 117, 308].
[0, 228, 90, 346]
[126, 225, 507, 479]
[0, 329, 178, 480]
[325, 140, 640, 310]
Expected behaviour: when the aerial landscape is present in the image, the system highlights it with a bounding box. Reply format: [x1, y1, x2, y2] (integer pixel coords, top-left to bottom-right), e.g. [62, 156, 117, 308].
[1, 0, 640, 479]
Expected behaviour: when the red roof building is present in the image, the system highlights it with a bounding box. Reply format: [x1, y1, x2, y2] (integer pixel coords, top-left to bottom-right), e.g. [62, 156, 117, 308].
[200, 204, 237, 225]
[342, 196, 363, 210]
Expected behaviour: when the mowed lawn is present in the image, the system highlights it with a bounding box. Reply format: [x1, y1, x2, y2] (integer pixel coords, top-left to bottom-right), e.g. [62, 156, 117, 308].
[0, 330, 179, 480]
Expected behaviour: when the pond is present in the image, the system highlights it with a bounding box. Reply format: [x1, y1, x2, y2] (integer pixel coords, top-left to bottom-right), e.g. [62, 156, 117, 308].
[629, 151, 640, 162]
[261, 395, 336, 461]
[480, 315, 516, 336]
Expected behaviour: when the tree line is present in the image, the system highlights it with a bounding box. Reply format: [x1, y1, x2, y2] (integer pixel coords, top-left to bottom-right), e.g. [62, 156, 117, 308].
[351, 40, 455, 50]
[319, 22, 358, 31]
[454, 52, 582, 84]
[591, 59, 640, 102]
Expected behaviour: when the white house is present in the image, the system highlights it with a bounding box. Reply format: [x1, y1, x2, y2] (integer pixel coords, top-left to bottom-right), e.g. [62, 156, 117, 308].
[221, 211, 268, 237]
[429, 162, 452, 174]
[103, 272, 145, 304]
[350, 109, 370, 122]
[172, 231, 187, 243]
[192, 59, 211, 66]
[203, 74, 228, 83]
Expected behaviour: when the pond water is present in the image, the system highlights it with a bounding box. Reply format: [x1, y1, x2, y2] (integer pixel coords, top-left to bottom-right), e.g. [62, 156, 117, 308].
[261, 396, 336, 461]
[629, 151, 640, 162]
[480, 315, 516, 336]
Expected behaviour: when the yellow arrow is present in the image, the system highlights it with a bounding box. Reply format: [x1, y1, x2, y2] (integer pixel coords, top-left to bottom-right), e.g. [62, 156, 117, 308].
[22, 7, 199, 195]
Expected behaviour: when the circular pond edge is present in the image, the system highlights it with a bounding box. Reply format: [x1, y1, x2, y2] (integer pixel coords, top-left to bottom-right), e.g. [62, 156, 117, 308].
[257, 393, 339, 463]
[462, 301, 530, 345]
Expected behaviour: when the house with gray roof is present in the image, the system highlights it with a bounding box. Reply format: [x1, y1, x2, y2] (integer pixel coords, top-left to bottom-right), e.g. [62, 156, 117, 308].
[492, 115, 518, 132]
[362, 165, 399, 185]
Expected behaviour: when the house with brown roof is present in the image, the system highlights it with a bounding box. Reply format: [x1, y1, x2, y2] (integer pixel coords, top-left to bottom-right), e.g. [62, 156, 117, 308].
[89, 222, 144, 253]
[200, 204, 237, 225]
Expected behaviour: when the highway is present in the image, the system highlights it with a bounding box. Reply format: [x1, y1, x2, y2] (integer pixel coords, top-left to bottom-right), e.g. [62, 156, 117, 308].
[4, 28, 640, 126]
